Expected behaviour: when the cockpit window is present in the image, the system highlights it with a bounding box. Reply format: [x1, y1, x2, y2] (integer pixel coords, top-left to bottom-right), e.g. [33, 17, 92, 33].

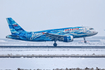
[89, 28, 94, 30]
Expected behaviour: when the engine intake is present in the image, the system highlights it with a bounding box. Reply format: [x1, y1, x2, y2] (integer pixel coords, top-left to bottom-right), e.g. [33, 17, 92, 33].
[63, 36, 73, 42]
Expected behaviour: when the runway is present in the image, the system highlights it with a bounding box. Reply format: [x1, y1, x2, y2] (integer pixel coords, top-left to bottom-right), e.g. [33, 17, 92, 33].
[0, 46, 105, 48]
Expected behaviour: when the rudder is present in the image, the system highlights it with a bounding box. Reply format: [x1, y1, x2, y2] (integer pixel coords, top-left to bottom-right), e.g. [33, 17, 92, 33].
[6, 18, 25, 35]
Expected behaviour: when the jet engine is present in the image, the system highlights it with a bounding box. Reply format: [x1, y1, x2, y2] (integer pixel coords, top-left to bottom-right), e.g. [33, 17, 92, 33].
[63, 35, 73, 42]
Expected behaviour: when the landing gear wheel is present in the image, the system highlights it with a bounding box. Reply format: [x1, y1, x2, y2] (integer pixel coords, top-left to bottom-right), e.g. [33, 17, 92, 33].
[53, 43, 57, 47]
[84, 40, 87, 43]
[84, 37, 87, 43]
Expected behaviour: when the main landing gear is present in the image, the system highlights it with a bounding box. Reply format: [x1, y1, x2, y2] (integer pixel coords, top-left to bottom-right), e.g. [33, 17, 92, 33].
[84, 37, 87, 43]
[53, 41, 57, 47]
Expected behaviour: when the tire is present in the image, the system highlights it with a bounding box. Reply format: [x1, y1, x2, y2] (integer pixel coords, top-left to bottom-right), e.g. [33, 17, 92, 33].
[84, 41, 87, 43]
[53, 43, 57, 47]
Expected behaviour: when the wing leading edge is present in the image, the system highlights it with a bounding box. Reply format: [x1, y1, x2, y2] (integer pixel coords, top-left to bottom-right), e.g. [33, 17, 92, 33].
[44, 33, 73, 42]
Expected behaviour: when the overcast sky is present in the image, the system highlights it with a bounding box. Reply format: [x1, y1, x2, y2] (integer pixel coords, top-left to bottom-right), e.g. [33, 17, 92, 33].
[0, 0, 105, 38]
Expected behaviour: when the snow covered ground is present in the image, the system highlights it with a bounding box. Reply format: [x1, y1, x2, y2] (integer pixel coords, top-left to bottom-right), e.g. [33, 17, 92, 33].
[0, 58, 105, 70]
[0, 37, 105, 69]
[0, 48, 105, 70]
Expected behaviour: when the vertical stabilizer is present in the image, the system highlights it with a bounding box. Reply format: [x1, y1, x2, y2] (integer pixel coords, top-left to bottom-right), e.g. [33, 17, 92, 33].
[6, 18, 25, 35]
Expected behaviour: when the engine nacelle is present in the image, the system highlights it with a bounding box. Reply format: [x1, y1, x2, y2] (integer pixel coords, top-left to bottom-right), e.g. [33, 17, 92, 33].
[63, 36, 73, 42]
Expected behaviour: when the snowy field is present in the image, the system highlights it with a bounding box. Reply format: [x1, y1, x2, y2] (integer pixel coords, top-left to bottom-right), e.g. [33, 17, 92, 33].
[0, 48, 105, 70]
[0, 58, 105, 70]
[0, 37, 105, 69]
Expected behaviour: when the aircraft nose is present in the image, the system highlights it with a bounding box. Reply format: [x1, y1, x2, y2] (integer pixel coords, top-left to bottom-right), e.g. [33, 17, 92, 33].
[93, 31, 98, 35]
[96, 32, 98, 34]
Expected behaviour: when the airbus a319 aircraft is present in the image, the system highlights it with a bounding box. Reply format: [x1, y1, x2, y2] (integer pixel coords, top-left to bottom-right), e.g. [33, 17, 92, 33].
[6, 18, 98, 46]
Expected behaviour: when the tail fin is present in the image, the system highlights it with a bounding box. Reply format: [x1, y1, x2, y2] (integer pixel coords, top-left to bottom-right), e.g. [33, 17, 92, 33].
[6, 18, 25, 35]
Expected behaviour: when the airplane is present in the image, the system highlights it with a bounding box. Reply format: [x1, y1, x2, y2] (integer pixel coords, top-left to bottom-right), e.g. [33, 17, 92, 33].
[6, 18, 98, 47]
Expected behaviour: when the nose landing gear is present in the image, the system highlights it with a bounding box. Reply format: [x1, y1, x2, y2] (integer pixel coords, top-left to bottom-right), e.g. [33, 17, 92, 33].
[84, 37, 87, 43]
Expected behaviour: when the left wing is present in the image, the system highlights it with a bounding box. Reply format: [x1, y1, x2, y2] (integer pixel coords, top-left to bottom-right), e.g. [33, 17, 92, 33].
[44, 32, 66, 41]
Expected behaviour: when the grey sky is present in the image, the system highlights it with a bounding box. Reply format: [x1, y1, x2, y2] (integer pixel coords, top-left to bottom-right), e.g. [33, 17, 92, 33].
[0, 0, 105, 38]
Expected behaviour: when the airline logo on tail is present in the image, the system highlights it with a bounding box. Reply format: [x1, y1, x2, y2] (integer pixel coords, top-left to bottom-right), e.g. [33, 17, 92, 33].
[13, 24, 18, 26]
[6, 18, 25, 35]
